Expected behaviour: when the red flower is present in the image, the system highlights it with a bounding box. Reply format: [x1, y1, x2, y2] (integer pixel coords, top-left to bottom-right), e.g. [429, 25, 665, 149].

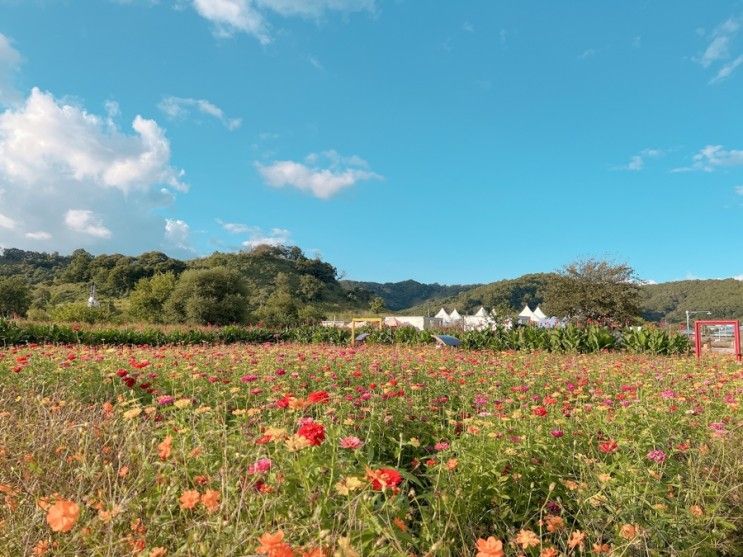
[307, 390, 330, 405]
[532, 406, 548, 417]
[367, 467, 403, 491]
[598, 439, 618, 454]
[297, 422, 325, 446]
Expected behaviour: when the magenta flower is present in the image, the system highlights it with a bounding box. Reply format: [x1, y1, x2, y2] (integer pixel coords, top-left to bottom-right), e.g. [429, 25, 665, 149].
[247, 458, 273, 475]
[647, 449, 667, 463]
[434, 441, 450, 451]
[240, 374, 258, 383]
[156, 395, 174, 406]
[550, 429, 564, 438]
[339, 436, 364, 450]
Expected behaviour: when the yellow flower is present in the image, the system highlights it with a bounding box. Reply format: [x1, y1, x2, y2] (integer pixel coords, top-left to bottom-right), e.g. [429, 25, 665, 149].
[285, 434, 311, 452]
[174, 399, 192, 409]
[122, 408, 141, 420]
[335, 476, 364, 496]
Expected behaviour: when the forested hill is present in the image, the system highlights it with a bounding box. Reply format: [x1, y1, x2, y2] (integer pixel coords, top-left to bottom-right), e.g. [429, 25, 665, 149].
[0, 246, 371, 324]
[361, 275, 743, 323]
[340, 279, 476, 311]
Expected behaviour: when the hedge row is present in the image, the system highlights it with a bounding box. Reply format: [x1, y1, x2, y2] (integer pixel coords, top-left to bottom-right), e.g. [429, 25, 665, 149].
[0, 319, 692, 355]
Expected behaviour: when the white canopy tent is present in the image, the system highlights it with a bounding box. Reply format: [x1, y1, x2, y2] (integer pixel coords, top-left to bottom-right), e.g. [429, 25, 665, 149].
[474, 307, 488, 317]
[449, 309, 462, 321]
[435, 308, 450, 321]
[533, 305, 547, 321]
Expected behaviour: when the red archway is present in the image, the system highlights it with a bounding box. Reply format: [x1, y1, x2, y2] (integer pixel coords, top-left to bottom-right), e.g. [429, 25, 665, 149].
[694, 320, 741, 362]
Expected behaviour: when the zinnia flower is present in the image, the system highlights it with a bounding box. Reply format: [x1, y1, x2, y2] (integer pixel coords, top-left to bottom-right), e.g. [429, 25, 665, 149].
[514, 529, 540, 549]
[366, 467, 403, 491]
[339, 436, 363, 450]
[46, 499, 80, 533]
[475, 536, 505, 557]
[179, 490, 200, 510]
[646, 449, 667, 463]
[297, 422, 325, 446]
[201, 489, 220, 513]
[307, 390, 330, 404]
[248, 458, 273, 475]
[598, 439, 618, 454]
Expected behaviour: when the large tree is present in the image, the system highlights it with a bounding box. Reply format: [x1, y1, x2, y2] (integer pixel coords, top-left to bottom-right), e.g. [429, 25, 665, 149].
[544, 259, 641, 327]
[0, 276, 31, 318]
[164, 267, 249, 325]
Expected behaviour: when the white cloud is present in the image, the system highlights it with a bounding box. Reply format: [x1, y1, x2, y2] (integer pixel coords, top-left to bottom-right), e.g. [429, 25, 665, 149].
[735, 185, 743, 195]
[164, 218, 192, 249]
[0, 212, 16, 230]
[674, 145, 743, 172]
[159, 96, 242, 130]
[0, 33, 21, 105]
[697, 17, 743, 83]
[217, 219, 253, 234]
[190, 0, 375, 42]
[257, 150, 382, 199]
[578, 48, 596, 60]
[0, 88, 186, 193]
[65, 210, 112, 239]
[616, 148, 664, 171]
[710, 54, 743, 83]
[24, 231, 52, 241]
[0, 85, 191, 254]
[242, 226, 291, 248]
[734, 274, 743, 281]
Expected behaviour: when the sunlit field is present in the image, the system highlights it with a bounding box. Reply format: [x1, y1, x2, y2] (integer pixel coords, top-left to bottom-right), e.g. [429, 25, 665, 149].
[1, 344, 741, 556]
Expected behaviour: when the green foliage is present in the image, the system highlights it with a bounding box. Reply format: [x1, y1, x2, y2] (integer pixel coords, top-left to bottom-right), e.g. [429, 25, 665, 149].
[343, 279, 475, 311]
[369, 296, 385, 314]
[49, 302, 120, 325]
[0, 276, 31, 318]
[544, 259, 641, 326]
[165, 267, 249, 325]
[642, 278, 743, 321]
[128, 272, 178, 323]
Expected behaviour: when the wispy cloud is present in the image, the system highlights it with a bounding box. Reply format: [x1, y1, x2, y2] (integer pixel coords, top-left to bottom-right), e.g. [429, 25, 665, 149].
[159, 96, 242, 130]
[673, 145, 743, 172]
[614, 148, 664, 171]
[696, 16, 743, 83]
[216, 219, 291, 249]
[256, 150, 382, 199]
[0, 33, 21, 105]
[735, 185, 743, 195]
[189, 0, 375, 43]
[578, 48, 597, 60]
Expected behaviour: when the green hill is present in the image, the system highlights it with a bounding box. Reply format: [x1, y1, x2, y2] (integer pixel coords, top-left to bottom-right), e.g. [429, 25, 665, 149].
[341, 279, 475, 311]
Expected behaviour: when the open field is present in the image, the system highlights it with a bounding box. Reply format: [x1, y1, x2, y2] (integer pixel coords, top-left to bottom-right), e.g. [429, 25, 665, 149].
[1, 344, 741, 556]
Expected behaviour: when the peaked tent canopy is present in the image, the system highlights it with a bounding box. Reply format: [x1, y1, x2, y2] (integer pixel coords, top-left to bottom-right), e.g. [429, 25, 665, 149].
[449, 309, 462, 320]
[518, 305, 535, 318]
[435, 308, 450, 320]
[533, 306, 547, 320]
[474, 307, 488, 317]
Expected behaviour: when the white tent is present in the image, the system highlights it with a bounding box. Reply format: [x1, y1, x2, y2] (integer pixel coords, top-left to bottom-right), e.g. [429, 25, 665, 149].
[518, 305, 534, 319]
[449, 309, 462, 321]
[533, 305, 547, 320]
[435, 308, 450, 321]
[474, 307, 488, 317]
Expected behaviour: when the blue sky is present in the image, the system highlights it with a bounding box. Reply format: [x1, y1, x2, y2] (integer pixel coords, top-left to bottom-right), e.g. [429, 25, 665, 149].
[0, 1, 742, 284]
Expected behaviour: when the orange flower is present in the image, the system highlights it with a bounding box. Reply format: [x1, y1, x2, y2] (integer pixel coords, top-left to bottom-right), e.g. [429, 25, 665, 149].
[179, 490, 200, 510]
[118, 466, 129, 478]
[201, 489, 220, 513]
[592, 543, 611, 554]
[475, 536, 505, 557]
[158, 436, 173, 461]
[619, 524, 637, 540]
[514, 529, 540, 549]
[257, 530, 287, 554]
[302, 549, 326, 557]
[32, 540, 51, 556]
[540, 548, 559, 557]
[567, 530, 586, 551]
[150, 548, 168, 557]
[446, 458, 459, 471]
[545, 515, 565, 533]
[46, 499, 80, 533]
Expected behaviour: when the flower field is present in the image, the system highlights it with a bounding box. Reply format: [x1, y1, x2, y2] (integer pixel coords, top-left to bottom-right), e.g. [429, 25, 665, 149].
[0, 344, 741, 556]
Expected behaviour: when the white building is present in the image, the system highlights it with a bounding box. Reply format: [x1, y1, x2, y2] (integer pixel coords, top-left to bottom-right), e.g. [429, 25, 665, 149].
[384, 316, 443, 331]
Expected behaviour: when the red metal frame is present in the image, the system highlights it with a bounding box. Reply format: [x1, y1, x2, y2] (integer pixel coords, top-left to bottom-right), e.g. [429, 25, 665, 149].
[694, 320, 742, 362]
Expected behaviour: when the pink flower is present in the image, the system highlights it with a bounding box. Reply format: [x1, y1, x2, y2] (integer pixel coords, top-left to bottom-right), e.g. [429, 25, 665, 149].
[339, 436, 363, 450]
[647, 449, 667, 463]
[240, 374, 258, 383]
[247, 458, 273, 475]
[550, 429, 564, 438]
[434, 442, 450, 451]
[157, 395, 174, 406]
